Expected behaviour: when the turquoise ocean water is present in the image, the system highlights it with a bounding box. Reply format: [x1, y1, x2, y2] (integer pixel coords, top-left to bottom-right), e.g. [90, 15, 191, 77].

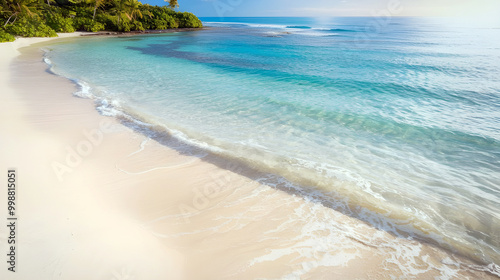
[44, 17, 500, 268]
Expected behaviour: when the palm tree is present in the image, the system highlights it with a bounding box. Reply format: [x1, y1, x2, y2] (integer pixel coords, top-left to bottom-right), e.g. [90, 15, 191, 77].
[124, 0, 142, 20]
[91, 0, 104, 21]
[82, 0, 111, 22]
[165, 0, 178, 10]
[2, 0, 37, 28]
[111, 0, 142, 28]
[89, 0, 115, 21]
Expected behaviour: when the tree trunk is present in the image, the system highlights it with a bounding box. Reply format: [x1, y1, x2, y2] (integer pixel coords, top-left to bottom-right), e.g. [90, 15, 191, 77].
[12, 15, 18, 25]
[3, 13, 16, 28]
[93, 3, 97, 21]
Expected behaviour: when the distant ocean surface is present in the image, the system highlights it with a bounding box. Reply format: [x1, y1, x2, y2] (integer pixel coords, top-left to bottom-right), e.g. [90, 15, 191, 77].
[44, 17, 500, 268]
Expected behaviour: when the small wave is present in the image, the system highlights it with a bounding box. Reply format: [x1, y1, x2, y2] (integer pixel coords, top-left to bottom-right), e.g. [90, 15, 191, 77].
[203, 21, 359, 35]
[242, 23, 287, 29]
[203, 21, 287, 29]
[73, 80, 94, 99]
[204, 22, 350, 38]
[312, 28, 359, 33]
[327, 28, 358, 32]
[202, 22, 250, 28]
[286, 25, 312, 29]
[43, 57, 52, 66]
[294, 31, 339, 37]
[263, 31, 292, 37]
[43, 52, 97, 100]
[95, 98, 126, 118]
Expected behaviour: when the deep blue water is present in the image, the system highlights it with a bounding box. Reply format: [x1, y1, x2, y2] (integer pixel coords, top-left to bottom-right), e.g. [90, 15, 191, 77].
[44, 17, 500, 265]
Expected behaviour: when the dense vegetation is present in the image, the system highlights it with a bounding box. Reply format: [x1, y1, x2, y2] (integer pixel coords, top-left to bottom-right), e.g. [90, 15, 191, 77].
[0, 0, 202, 42]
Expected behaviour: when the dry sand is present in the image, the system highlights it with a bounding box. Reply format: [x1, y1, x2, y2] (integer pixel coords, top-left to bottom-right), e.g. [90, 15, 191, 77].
[0, 35, 498, 280]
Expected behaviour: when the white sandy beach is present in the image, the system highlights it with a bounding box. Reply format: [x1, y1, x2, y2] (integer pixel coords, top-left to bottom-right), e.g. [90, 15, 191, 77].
[0, 35, 498, 280]
[1, 34, 184, 279]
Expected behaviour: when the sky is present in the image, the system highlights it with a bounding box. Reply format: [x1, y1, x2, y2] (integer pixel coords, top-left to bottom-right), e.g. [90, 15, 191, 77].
[142, 0, 500, 20]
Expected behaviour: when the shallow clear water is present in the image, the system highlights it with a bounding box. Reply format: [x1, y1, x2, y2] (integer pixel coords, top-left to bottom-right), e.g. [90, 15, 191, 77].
[44, 17, 500, 265]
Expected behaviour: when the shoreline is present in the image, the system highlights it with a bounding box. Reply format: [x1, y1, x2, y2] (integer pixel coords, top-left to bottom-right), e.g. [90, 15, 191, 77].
[1, 34, 499, 279]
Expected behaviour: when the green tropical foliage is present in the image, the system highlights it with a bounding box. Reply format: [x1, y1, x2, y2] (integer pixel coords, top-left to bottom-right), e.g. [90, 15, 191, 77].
[0, 0, 202, 42]
[0, 29, 15, 41]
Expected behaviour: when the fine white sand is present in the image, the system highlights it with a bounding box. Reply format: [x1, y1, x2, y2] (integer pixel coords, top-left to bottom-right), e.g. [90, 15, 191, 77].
[0, 34, 183, 280]
[0, 35, 498, 280]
